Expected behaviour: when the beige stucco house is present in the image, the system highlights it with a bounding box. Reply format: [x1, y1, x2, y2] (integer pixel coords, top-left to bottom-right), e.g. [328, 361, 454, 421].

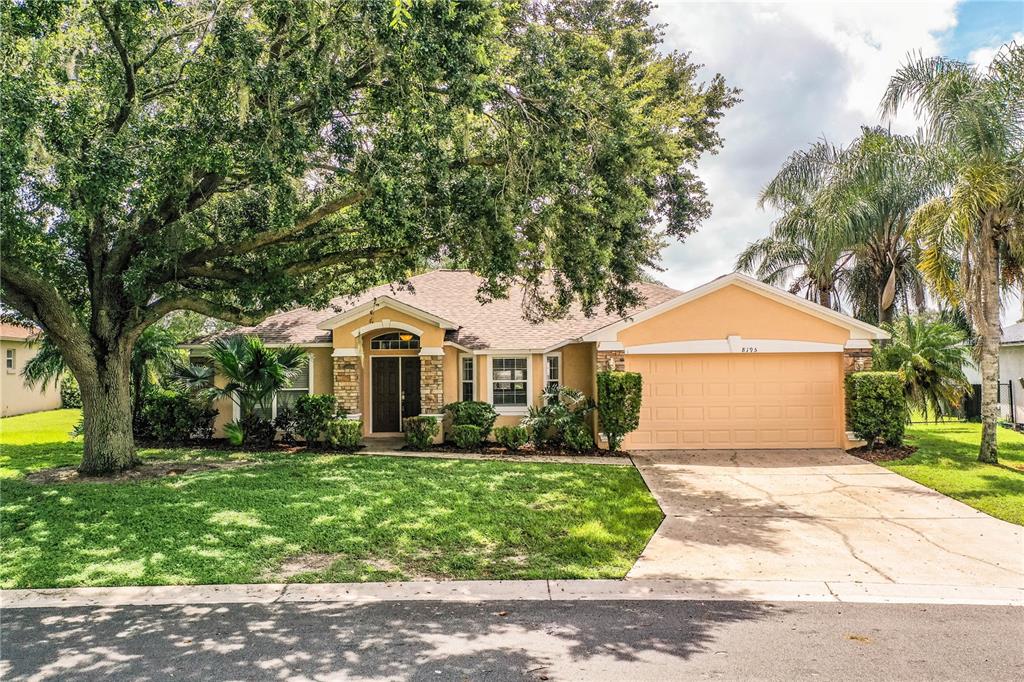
[1, 323, 62, 417]
[189, 270, 888, 449]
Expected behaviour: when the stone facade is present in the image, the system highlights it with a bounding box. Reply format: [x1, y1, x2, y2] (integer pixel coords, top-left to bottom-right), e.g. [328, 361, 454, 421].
[843, 347, 873, 375]
[596, 349, 625, 372]
[420, 354, 444, 414]
[332, 355, 361, 415]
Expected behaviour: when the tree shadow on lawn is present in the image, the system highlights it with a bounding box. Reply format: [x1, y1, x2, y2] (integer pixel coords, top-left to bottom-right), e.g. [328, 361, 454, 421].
[0, 455, 668, 588]
[1, 599, 778, 681]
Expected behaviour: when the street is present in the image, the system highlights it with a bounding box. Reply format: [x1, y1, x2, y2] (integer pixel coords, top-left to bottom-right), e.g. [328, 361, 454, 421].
[2, 600, 1021, 681]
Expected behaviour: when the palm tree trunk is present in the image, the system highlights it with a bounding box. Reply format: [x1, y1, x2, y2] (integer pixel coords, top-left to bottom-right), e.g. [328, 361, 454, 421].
[819, 286, 833, 309]
[977, 217, 1001, 464]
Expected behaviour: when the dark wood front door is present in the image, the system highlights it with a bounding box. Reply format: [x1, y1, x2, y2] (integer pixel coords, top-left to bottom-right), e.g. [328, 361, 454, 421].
[372, 357, 400, 432]
[402, 357, 421, 420]
[372, 356, 422, 432]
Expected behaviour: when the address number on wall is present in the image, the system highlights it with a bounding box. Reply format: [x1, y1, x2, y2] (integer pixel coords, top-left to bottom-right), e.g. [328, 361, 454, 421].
[740, 347, 759, 353]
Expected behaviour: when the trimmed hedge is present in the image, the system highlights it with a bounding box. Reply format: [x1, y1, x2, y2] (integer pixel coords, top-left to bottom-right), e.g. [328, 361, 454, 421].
[443, 401, 498, 439]
[294, 394, 338, 444]
[325, 418, 362, 451]
[563, 422, 594, 452]
[60, 374, 82, 409]
[134, 389, 216, 442]
[404, 415, 439, 450]
[495, 425, 528, 451]
[596, 371, 642, 451]
[451, 424, 482, 449]
[846, 371, 907, 447]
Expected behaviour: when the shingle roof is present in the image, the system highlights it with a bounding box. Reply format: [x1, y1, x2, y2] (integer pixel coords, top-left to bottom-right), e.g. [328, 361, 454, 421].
[192, 270, 682, 350]
[1003, 321, 1024, 345]
[0, 323, 41, 342]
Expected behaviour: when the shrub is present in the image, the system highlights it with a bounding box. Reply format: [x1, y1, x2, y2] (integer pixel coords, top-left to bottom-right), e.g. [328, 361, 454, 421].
[451, 424, 482, 449]
[443, 401, 498, 438]
[521, 386, 595, 447]
[563, 422, 594, 452]
[294, 394, 337, 445]
[60, 374, 82, 409]
[134, 389, 217, 442]
[225, 421, 245, 446]
[325, 418, 362, 451]
[274, 407, 298, 444]
[240, 412, 276, 448]
[846, 371, 907, 447]
[495, 425, 528, 451]
[596, 371, 643, 451]
[404, 415, 439, 450]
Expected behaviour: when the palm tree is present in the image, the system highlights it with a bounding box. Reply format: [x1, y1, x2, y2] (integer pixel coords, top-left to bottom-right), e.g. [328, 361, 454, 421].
[882, 43, 1024, 463]
[873, 316, 971, 421]
[23, 325, 182, 418]
[748, 128, 930, 323]
[173, 336, 308, 419]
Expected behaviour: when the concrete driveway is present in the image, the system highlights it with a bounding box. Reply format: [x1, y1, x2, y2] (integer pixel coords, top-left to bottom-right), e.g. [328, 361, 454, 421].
[628, 449, 1024, 590]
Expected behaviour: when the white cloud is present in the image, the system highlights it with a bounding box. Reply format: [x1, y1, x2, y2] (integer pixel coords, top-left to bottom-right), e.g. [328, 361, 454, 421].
[968, 31, 1024, 66]
[647, 1, 959, 292]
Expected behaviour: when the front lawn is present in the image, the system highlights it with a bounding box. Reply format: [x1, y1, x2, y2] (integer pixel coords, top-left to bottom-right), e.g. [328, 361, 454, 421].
[889, 422, 1024, 525]
[0, 410, 662, 589]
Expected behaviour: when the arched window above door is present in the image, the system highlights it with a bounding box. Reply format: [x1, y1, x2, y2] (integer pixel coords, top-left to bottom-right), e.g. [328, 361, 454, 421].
[370, 331, 421, 350]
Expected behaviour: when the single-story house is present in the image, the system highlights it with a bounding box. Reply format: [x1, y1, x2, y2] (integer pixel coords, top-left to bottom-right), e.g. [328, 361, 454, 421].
[963, 321, 1024, 425]
[187, 270, 888, 449]
[1, 323, 62, 417]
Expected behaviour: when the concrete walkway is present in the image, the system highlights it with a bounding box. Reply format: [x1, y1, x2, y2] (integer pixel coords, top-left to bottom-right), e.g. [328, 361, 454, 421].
[628, 449, 1024, 591]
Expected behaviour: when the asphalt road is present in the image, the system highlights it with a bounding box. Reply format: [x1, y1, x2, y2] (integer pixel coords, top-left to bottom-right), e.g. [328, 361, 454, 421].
[2, 600, 1021, 681]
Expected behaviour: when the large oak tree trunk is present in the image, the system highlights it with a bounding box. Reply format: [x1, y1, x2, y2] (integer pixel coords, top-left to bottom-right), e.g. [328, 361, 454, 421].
[976, 218, 1001, 464]
[76, 347, 140, 475]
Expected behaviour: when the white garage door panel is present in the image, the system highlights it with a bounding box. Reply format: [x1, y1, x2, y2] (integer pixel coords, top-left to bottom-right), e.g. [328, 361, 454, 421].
[623, 353, 842, 450]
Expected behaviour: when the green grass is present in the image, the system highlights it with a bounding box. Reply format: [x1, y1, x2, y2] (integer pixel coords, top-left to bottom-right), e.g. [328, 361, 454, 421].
[890, 421, 1024, 525]
[0, 410, 662, 589]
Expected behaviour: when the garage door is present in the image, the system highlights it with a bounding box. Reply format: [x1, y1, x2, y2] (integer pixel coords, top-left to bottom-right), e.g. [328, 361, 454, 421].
[623, 353, 843, 450]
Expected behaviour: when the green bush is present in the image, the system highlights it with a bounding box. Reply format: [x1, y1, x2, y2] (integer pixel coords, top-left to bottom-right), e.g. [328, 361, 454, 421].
[240, 412, 276, 448]
[597, 371, 642, 451]
[846, 371, 907, 447]
[294, 394, 337, 444]
[325, 418, 362, 451]
[134, 389, 217, 442]
[521, 386, 595, 448]
[274, 407, 298, 444]
[60, 374, 82, 409]
[404, 415, 439, 450]
[563, 422, 594, 452]
[495, 425, 528, 451]
[451, 424, 482, 449]
[443, 401, 498, 438]
[224, 421, 244, 446]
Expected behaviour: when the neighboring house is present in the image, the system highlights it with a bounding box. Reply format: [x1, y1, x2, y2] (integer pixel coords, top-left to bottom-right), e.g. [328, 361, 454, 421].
[963, 322, 1024, 425]
[0, 323, 62, 417]
[187, 270, 888, 449]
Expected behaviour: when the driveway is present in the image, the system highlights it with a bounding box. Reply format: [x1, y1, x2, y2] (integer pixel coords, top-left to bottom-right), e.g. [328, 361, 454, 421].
[628, 449, 1024, 589]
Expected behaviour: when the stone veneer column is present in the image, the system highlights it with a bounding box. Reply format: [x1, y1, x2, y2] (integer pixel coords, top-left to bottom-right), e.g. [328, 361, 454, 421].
[419, 352, 445, 414]
[332, 354, 362, 417]
[596, 349, 625, 372]
[843, 347, 873, 375]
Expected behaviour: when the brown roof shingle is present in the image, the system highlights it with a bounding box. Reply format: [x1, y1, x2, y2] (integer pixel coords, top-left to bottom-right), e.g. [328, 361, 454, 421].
[193, 270, 682, 349]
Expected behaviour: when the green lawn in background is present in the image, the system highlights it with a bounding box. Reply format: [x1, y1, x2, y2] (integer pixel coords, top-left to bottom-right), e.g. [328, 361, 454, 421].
[891, 421, 1024, 525]
[0, 410, 662, 589]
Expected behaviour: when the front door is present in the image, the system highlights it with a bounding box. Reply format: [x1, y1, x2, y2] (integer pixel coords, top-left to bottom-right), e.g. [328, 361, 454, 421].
[372, 356, 421, 432]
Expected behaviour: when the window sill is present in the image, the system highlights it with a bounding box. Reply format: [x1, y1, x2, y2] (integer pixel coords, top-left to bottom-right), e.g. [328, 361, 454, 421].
[494, 406, 528, 416]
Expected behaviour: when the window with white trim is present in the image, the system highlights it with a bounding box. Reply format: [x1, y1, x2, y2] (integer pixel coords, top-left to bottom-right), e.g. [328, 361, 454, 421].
[253, 356, 312, 420]
[544, 353, 561, 391]
[460, 355, 475, 402]
[5, 349, 14, 372]
[491, 356, 528, 408]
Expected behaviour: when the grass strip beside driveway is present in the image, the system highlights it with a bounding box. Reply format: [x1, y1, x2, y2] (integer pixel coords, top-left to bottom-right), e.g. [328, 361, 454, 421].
[889, 422, 1024, 525]
[0, 411, 662, 589]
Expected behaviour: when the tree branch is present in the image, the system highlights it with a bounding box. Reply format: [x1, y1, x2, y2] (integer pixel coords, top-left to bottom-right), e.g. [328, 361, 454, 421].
[96, 3, 136, 135]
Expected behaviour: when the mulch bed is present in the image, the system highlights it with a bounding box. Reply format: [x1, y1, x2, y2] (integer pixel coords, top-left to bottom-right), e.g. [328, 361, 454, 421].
[400, 443, 622, 458]
[135, 438, 364, 455]
[849, 443, 918, 463]
[25, 460, 255, 485]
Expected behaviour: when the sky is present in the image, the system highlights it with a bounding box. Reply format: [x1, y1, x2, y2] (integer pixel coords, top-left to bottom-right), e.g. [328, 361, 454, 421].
[649, 0, 1023, 317]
